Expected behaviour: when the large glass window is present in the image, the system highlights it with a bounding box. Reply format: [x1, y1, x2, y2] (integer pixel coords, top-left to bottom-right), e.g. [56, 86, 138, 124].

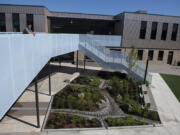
[161, 23, 168, 40]
[150, 22, 158, 40]
[139, 21, 147, 39]
[26, 14, 34, 31]
[158, 51, 164, 61]
[171, 24, 178, 41]
[137, 50, 143, 60]
[148, 50, 154, 60]
[0, 13, 6, 32]
[12, 13, 20, 32]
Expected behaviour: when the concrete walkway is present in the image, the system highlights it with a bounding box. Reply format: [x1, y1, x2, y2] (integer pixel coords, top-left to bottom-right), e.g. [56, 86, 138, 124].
[149, 65, 180, 75]
[150, 73, 180, 125]
[0, 72, 79, 134]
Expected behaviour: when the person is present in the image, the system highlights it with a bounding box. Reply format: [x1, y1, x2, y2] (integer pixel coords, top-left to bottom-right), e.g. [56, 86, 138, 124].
[23, 24, 36, 35]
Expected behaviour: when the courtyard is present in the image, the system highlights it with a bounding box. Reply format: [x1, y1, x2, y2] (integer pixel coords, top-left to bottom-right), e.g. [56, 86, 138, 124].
[0, 63, 180, 135]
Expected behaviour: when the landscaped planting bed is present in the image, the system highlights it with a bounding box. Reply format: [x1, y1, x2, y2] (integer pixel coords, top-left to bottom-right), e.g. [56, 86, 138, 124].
[72, 75, 101, 87]
[52, 85, 105, 111]
[105, 116, 148, 127]
[108, 76, 141, 102]
[45, 71, 160, 130]
[45, 113, 101, 129]
[105, 74, 160, 121]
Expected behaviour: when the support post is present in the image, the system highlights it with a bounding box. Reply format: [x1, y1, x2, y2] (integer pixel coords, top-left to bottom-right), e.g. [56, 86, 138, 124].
[48, 62, 51, 96]
[59, 56, 61, 67]
[84, 56, 86, 71]
[76, 51, 79, 71]
[144, 58, 149, 84]
[35, 77, 40, 128]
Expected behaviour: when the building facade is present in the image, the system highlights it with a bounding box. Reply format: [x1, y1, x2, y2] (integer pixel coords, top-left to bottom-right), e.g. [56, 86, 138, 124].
[115, 12, 180, 65]
[0, 4, 180, 65]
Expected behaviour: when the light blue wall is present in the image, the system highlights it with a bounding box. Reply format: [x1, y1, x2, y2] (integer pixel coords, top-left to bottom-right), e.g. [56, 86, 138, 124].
[0, 34, 79, 120]
[0, 33, 121, 120]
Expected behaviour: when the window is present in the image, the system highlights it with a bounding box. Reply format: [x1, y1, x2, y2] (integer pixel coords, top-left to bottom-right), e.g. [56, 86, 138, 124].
[171, 24, 178, 41]
[158, 51, 164, 61]
[12, 13, 20, 32]
[150, 22, 158, 40]
[0, 13, 6, 32]
[148, 50, 154, 60]
[139, 21, 147, 39]
[161, 23, 168, 40]
[110, 49, 121, 51]
[137, 50, 143, 60]
[26, 14, 34, 31]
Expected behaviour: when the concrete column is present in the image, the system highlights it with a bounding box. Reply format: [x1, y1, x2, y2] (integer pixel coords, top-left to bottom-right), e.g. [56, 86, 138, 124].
[74, 51, 85, 63]
[33, 15, 46, 32]
[146, 22, 152, 40]
[156, 22, 163, 40]
[142, 49, 148, 64]
[20, 14, 26, 32]
[173, 50, 180, 65]
[177, 24, 180, 42]
[162, 50, 169, 64]
[46, 17, 51, 33]
[5, 13, 13, 32]
[153, 50, 159, 64]
[166, 23, 173, 41]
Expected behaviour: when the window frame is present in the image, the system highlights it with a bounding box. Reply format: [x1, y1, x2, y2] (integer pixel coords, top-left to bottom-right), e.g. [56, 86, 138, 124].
[137, 50, 143, 60]
[148, 50, 154, 61]
[139, 21, 147, 39]
[158, 51, 164, 61]
[171, 23, 178, 41]
[12, 13, 20, 32]
[26, 14, 34, 31]
[0, 13, 6, 32]
[161, 23, 168, 40]
[150, 22, 158, 40]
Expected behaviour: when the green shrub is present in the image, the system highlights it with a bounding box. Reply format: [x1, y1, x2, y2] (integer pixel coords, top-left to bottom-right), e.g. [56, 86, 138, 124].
[145, 81, 149, 87]
[105, 116, 147, 127]
[123, 80, 128, 92]
[88, 76, 101, 87]
[56, 113, 64, 119]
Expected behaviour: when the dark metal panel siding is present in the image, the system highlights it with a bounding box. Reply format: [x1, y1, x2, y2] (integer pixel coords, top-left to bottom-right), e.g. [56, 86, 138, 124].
[5, 13, 13, 32]
[0, 5, 47, 32]
[19, 14, 26, 32]
[122, 13, 180, 49]
[146, 21, 151, 40]
[33, 15, 46, 32]
[156, 22, 163, 40]
[0, 5, 45, 15]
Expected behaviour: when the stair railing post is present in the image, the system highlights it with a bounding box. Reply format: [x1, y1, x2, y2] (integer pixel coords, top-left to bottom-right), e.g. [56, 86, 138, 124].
[35, 77, 40, 128]
[84, 56, 86, 71]
[144, 57, 149, 84]
[76, 51, 79, 71]
[48, 61, 51, 96]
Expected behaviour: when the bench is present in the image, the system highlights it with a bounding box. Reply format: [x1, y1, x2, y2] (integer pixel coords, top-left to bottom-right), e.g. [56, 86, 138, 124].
[142, 85, 151, 107]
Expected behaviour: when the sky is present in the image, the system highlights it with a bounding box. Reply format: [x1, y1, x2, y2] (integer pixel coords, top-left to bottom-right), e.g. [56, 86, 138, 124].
[0, 0, 180, 16]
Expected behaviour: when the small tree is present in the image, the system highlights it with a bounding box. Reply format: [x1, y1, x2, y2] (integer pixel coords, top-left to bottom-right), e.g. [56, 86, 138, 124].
[127, 45, 138, 73]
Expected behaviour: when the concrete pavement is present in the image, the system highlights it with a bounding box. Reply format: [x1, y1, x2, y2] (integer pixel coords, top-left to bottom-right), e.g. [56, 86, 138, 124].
[149, 64, 180, 75]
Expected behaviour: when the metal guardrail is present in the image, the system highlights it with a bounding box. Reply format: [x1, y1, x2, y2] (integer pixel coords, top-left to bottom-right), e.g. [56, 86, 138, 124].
[79, 35, 152, 82]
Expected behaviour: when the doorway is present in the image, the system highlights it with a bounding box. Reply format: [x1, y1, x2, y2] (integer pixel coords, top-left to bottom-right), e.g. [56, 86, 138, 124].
[167, 51, 173, 64]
